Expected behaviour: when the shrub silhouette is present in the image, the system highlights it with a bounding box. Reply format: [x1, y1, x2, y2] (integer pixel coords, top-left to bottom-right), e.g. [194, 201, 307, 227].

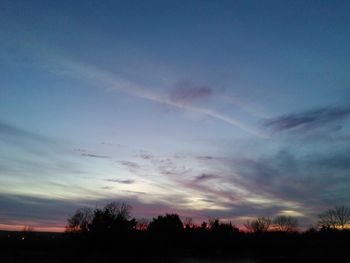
[209, 218, 239, 241]
[148, 213, 183, 234]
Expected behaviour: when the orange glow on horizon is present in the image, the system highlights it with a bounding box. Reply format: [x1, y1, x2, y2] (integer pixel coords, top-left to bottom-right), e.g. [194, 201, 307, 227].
[0, 224, 65, 233]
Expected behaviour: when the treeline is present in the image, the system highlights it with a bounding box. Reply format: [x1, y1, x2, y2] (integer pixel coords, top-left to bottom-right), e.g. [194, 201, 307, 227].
[59, 202, 350, 261]
[66, 202, 350, 234]
[2, 203, 349, 262]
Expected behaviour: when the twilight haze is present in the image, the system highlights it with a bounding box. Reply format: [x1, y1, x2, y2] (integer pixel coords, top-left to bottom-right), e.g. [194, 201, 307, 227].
[0, 0, 350, 232]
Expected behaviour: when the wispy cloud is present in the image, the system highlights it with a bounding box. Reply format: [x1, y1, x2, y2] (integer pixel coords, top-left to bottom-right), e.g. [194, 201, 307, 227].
[0, 121, 51, 144]
[170, 80, 212, 104]
[217, 145, 350, 222]
[157, 159, 192, 177]
[0, 193, 78, 228]
[0, 121, 75, 173]
[58, 59, 262, 137]
[196, 155, 216, 160]
[74, 148, 109, 159]
[139, 153, 154, 160]
[264, 105, 350, 132]
[81, 153, 109, 159]
[101, 142, 124, 147]
[101, 186, 113, 190]
[118, 160, 141, 169]
[105, 179, 135, 184]
[196, 155, 225, 161]
[195, 173, 221, 181]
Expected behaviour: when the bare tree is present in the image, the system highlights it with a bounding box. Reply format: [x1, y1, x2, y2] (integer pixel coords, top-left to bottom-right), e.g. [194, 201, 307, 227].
[318, 209, 338, 229]
[273, 216, 298, 232]
[208, 218, 220, 229]
[244, 217, 271, 233]
[89, 202, 136, 234]
[333, 206, 350, 229]
[22, 226, 35, 232]
[21, 226, 35, 239]
[318, 206, 350, 230]
[66, 202, 136, 235]
[66, 208, 93, 233]
[183, 217, 193, 229]
[104, 202, 132, 220]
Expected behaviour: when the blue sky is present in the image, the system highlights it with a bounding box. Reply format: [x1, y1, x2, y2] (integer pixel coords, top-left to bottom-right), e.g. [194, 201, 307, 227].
[0, 0, 350, 231]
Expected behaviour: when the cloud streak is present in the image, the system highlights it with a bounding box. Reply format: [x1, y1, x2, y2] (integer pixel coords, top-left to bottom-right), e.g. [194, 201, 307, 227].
[105, 179, 135, 184]
[139, 153, 153, 160]
[195, 173, 221, 181]
[0, 121, 52, 144]
[58, 59, 262, 137]
[264, 105, 350, 132]
[118, 161, 141, 169]
[170, 81, 212, 104]
[81, 153, 109, 159]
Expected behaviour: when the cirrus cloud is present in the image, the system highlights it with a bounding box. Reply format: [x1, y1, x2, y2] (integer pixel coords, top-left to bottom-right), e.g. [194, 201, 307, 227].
[264, 105, 350, 133]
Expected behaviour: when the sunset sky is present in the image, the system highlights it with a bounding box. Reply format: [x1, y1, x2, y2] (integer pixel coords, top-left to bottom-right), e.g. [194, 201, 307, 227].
[1, 0, 350, 231]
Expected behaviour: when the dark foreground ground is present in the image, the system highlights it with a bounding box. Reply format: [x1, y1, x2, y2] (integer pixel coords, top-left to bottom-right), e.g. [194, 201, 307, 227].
[1, 230, 350, 263]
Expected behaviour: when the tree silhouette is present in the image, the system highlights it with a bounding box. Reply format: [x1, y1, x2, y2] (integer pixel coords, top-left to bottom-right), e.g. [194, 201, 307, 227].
[318, 206, 350, 230]
[183, 217, 193, 229]
[66, 202, 136, 236]
[148, 213, 183, 234]
[21, 226, 35, 240]
[66, 208, 93, 233]
[89, 202, 136, 235]
[208, 218, 239, 238]
[273, 216, 298, 232]
[244, 217, 271, 233]
[136, 218, 149, 231]
[201, 221, 208, 229]
[57, 202, 350, 261]
[208, 218, 220, 229]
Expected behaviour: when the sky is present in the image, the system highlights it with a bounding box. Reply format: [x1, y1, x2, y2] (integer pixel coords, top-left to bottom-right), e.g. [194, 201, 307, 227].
[0, 0, 350, 232]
